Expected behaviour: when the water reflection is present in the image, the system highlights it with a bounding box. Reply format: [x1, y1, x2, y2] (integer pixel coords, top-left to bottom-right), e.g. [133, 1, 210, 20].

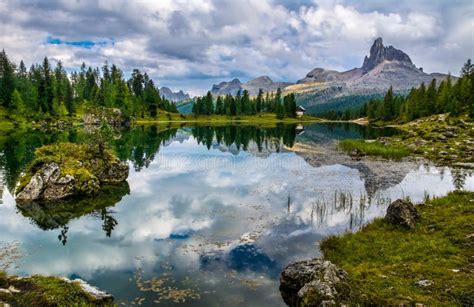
[0, 123, 473, 306]
[16, 182, 130, 244]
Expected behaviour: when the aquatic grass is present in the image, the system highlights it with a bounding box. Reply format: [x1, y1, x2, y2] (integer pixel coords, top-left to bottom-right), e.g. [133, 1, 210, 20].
[320, 191, 474, 305]
[338, 139, 409, 160]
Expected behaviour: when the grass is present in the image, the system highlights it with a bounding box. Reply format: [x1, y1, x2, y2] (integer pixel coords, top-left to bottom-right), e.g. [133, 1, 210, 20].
[320, 191, 474, 305]
[0, 273, 114, 306]
[339, 139, 409, 160]
[135, 111, 322, 124]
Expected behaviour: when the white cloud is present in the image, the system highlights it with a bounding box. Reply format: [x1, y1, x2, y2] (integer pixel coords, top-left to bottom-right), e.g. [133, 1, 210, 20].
[0, 0, 472, 95]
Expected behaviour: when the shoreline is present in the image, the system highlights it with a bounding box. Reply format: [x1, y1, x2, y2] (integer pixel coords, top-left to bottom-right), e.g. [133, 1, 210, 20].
[281, 190, 474, 305]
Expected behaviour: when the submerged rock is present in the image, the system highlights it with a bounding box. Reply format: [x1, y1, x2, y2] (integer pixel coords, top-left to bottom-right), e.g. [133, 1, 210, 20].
[385, 199, 420, 229]
[15, 143, 128, 204]
[280, 259, 349, 306]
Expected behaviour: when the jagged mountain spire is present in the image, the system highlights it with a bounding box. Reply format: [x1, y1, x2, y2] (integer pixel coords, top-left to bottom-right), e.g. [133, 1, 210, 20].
[362, 37, 413, 73]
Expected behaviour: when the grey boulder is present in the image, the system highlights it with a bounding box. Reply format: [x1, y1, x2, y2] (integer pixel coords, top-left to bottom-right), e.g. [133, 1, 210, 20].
[385, 199, 420, 229]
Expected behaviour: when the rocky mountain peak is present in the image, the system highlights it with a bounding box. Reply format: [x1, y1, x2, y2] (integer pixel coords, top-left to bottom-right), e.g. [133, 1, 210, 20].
[362, 37, 413, 73]
[159, 86, 190, 102]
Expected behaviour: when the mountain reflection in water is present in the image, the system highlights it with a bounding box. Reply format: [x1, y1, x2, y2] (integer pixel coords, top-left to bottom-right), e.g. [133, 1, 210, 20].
[0, 123, 472, 306]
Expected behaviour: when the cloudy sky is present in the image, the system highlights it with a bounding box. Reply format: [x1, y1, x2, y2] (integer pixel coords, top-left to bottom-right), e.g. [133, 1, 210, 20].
[0, 0, 472, 95]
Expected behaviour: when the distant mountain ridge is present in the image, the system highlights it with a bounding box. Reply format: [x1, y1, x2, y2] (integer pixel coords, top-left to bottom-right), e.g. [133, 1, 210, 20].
[199, 37, 453, 114]
[159, 87, 190, 102]
[288, 37, 454, 113]
[210, 76, 293, 96]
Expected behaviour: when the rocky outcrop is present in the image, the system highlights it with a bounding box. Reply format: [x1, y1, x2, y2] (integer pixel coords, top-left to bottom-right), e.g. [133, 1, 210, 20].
[362, 37, 413, 73]
[160, 86, 190, 102]
[280, 259, 350, 306]
[15, 143, 129, 204]
[83, 107, 128, 127]
[385, 199, 420, 229]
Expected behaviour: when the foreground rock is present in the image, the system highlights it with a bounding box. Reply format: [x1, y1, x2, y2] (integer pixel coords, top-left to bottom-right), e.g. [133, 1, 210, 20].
[16, 143, 128, 203]
[385, 199, 420, 229]
[280, 259, 349, 306]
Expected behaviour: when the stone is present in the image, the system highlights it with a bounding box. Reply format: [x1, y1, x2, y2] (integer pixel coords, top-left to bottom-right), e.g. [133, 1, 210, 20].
[385, 199, 420, 229]
[417, 280, 433, 287]
[280, 259, 349, 307]
[16, 144, 129, 204]
[61, 278, 113, 303]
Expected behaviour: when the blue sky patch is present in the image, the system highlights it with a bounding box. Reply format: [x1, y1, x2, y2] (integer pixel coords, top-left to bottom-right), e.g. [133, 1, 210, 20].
[46, 36, 112, 49]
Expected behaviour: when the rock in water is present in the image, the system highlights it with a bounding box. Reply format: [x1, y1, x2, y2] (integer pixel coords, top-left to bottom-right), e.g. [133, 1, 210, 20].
[280, 259, 349, 306]
[16, 163, 79, 203]
[15, 143, 129, 204]
[385, 199, 420, 229]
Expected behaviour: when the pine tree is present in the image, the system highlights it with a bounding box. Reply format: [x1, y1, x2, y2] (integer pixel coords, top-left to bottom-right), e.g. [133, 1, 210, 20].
[0, 50, 15, 108]
[256, 89, 263, 113]
[382, 86, 394, 121]
[216, 96, 223, 115]
[205, 91, 213, 115]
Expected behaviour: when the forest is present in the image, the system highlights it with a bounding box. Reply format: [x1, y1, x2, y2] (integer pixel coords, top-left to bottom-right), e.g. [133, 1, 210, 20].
[192, 88, 298, 119]
[319, 59, 474, 122]
[0, 50, 177, 121]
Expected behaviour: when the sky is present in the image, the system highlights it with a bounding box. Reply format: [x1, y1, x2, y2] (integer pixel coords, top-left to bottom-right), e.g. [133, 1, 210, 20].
[0, 0, 473, 96]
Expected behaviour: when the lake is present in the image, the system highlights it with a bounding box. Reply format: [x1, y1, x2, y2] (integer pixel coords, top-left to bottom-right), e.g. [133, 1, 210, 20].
[0, 123, 473, 306]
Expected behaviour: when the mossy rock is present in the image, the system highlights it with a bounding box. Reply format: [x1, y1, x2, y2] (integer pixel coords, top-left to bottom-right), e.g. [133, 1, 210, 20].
[15, 143, 128, 204]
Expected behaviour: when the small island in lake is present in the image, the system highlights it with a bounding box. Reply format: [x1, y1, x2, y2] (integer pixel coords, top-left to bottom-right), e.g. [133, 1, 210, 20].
[16, 142, 128, 203]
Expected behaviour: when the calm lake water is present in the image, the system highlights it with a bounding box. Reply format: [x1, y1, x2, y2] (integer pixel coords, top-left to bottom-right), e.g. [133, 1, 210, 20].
[0, 123, 473, 306]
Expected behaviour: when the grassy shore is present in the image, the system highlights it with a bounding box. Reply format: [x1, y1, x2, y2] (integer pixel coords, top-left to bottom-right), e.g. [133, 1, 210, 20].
[320, 191, 474, 305]
[0, 272, 114, 306]
[338, 139, 409, 160]
[372, 114, 474, 164]
[135, 111, 322, 125]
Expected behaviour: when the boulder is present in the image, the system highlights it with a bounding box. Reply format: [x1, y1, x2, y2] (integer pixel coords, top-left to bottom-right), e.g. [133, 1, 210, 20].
[15, 143, 129, 204]
[385, 199, 420, 229]
[280, 259, 349, 306]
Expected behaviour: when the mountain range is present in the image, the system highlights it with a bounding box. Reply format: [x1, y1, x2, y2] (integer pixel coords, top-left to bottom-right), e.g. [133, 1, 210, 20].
[160, 87, 190, 102]
[205, 38, 452, 114]
[210, 76, 292, 96]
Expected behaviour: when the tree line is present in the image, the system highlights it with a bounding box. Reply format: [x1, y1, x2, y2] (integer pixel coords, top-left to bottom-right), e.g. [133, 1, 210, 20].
[0, 50, 177, 120]
[319, 59, 474, 122]
[192, 88, 298, 119]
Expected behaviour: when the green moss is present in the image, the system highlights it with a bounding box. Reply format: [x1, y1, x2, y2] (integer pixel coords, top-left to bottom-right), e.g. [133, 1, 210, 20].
[16, 142, 120, 196]
[320, 191, 474, 305]
[338, 139, 409, 160]
[381, 114, 474, 164]
[0, 274, 114, 306]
